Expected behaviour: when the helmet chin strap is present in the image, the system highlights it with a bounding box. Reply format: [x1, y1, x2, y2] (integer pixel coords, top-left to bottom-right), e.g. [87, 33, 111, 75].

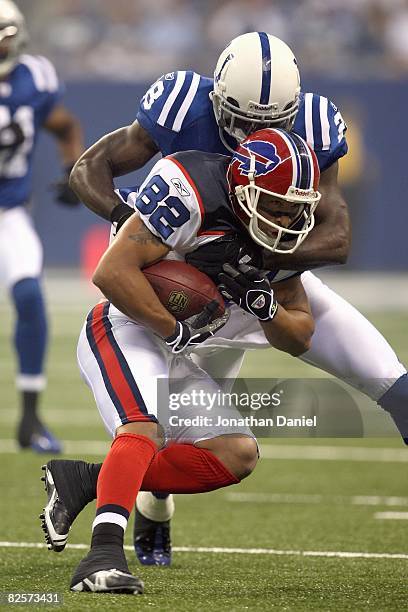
[247, 153, 256, 183]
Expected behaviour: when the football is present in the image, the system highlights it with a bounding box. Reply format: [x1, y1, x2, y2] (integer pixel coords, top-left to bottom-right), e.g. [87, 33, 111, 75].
[143, 260, 225, 321]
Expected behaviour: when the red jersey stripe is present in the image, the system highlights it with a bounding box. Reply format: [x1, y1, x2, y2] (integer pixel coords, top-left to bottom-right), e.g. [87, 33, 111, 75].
[167, 156, 205, 226]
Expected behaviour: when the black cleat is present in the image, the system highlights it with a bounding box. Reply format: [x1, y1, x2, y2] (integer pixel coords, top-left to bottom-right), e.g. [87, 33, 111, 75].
[17, 414, 62, 454]
[70, 545, 143, 594]
[40, 460, 98, 552]
[134, 507, 172, 566]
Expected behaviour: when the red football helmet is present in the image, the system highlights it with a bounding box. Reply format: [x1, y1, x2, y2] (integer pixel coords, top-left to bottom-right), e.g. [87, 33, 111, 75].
[227, 128, 321, 253]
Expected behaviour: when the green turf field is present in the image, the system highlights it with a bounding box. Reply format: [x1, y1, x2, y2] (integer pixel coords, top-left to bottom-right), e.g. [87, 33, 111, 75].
[0, 297, 407, 611]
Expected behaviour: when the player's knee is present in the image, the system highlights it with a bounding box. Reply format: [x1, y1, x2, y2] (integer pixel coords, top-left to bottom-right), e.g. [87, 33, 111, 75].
[231, 436, 258, 480]
[199, 435, 258, 480]
[116, 421, 165, 449]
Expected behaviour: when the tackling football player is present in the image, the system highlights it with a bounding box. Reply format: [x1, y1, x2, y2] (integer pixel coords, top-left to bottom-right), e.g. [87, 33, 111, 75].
[0, 1, 84, 452]
[69, 32, 407, 563]
[41, 129, 320, 594]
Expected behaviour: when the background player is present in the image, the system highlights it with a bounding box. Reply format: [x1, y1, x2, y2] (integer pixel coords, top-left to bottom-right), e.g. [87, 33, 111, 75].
[0, 1, 84, 452]
[42, 128, 320, 593]
[69, 31, 407, 562]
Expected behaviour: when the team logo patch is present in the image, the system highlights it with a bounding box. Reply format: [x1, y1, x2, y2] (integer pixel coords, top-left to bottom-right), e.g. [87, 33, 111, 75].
[168, 290, 189, 313]
[165, 72, 175, 80]
[250, 294, 266, 309]
[234, 141, 281, 177]
[171, 178, 190, 197]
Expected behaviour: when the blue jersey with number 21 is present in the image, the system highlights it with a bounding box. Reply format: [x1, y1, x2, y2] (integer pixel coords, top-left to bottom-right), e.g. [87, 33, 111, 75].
[0, 54, 62, 209]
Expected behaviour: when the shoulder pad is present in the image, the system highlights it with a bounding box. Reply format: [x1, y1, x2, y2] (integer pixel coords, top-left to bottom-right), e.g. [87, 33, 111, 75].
[19, 54, 60, 93]
[139, 70, 201, 132]
[296, 92, 347, 151]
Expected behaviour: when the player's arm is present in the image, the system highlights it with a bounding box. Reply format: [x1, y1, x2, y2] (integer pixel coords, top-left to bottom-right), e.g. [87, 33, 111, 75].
[261, 275, 314, 356]
[43, 103, 84, 166]
[219, 265, 314, 356]
[92, 213, 176, 338]
[69, 121, 159, 220]
[261, 161, 350, 270]
[43, 103, 85, 205]
[93, 212, 229, 351]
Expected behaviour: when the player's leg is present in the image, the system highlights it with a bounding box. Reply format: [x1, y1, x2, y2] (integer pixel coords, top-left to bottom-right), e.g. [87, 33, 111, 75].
[140, 435, 257, 493]
[133, 490, 174, 566]
[0, 207, 60, 452]
[41, 304, 166, 550]
[70, 421, 160, 594]
[134, 345, 248, 564]
[191, 346, 246, 385]
[300, 272, 407, 440]
[139, 354, 258, 493]
[41, 308, 173, 572]
[41, 312, 257, 560]
[68, 302, 165, 593]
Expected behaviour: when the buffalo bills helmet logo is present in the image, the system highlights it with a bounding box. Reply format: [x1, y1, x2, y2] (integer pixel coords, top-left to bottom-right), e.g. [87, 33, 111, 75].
[234, 141, 281, 177]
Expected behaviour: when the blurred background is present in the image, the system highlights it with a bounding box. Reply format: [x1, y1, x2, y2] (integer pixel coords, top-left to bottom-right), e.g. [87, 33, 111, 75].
[12, 0, 408, 274]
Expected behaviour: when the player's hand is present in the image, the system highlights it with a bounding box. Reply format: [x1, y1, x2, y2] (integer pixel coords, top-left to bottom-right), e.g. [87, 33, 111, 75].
[51, 164, 81, 206]
[185, 232, 263, 283]
[218, 263, 278, 321]
[164, 300, 229, 354]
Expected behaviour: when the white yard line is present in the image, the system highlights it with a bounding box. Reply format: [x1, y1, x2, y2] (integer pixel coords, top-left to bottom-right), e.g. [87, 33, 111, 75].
[260, 445, 408, 462]
[374, 512, 408, 520]
[225, 492, 408, 507]
[0, 439, 406, 461]
[0, 439, 109, 455]
[0, 411, 96, 426]
[0, 541, 407, 560]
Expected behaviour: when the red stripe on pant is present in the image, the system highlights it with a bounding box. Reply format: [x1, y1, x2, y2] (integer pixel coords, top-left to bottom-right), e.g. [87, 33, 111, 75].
[90, 302, 152, 423]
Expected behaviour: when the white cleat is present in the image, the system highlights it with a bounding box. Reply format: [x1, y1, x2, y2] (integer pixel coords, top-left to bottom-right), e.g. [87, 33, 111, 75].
[70, 569, 144, 594]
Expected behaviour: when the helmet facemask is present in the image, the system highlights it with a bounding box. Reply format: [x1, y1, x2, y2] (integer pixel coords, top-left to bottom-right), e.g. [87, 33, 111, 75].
[232, 152, 321, 254]
[211, 88, 299, 148]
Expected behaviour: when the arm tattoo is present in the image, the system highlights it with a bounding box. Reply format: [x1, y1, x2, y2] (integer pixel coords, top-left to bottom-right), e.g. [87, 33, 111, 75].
[128, 225, 163, 246]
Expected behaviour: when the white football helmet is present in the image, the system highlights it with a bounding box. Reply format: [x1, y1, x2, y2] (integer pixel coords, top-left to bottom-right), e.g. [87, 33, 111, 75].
[211, 32, 300, 148]
[0, 0, 27, 78]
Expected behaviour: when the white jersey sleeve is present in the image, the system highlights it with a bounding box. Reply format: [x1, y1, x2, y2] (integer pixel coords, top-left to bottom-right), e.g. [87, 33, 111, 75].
[115, 157, 203, 254]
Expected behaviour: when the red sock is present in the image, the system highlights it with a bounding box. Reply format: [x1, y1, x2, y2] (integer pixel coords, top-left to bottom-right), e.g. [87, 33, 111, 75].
[141, 444, 239, 494]
[93, 433, 157, 532]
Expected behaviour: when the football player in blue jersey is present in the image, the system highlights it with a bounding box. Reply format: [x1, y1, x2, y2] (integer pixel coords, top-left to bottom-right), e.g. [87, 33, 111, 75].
[69, 32, 408, 564]
[0, 1, 84, 453]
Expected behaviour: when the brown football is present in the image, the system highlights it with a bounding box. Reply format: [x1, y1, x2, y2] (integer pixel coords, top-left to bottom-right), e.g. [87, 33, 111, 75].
[143, 260, 225, 321]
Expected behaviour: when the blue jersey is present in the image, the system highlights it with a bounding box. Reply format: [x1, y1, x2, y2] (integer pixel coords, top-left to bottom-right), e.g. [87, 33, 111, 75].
[0, 54, 62, 209]
[137, 71, 347, 173]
